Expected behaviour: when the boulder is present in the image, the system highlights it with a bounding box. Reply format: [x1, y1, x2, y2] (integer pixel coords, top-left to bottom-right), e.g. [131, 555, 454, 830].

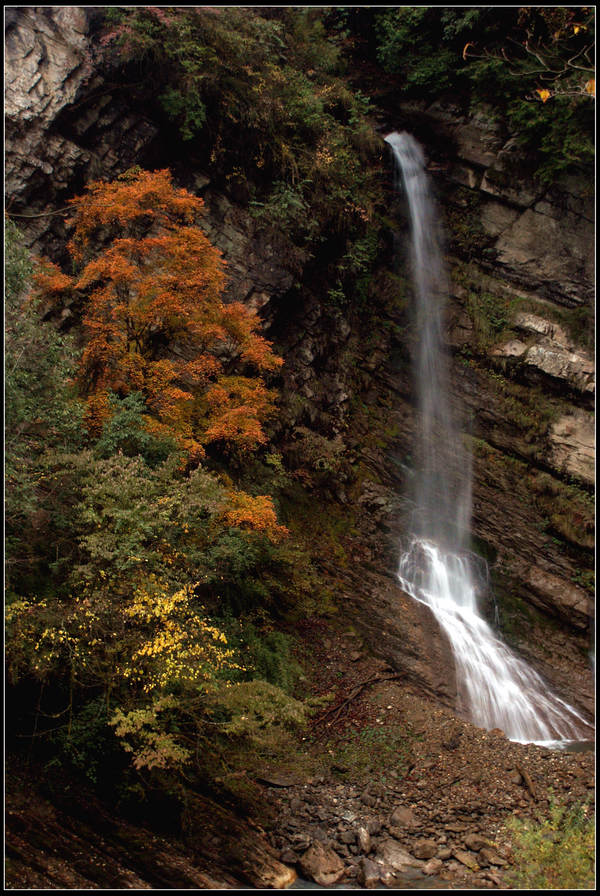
[464, 833, 491, 852]
[298, 842, 345, 887]
[358, 857, 382, 889]
[356, 826, 372, 854]
[479, 846, 508, 867]
[453, 849, 479, 871]
[376, 840, 423, 872]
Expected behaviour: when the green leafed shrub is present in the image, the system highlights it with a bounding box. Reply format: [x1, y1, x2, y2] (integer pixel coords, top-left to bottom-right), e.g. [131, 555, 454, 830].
[205, 680, 308, 745]
[5, 221, 85, 595]
[505, 798, 595, 889]
[101, 7, 384, 306]
[94, 392, 178, 466]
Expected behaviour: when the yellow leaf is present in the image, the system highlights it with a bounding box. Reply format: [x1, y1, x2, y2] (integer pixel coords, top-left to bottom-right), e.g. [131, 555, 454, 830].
[537, 89, 551, 103]
[585, 79, 595, 97]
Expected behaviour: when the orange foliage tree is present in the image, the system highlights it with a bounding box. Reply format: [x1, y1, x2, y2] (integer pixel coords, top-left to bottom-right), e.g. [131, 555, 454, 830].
[35, 168, 283, 461]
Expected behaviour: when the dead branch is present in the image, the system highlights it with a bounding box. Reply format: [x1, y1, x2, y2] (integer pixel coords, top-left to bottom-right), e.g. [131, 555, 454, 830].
[313, 672, 404, 733]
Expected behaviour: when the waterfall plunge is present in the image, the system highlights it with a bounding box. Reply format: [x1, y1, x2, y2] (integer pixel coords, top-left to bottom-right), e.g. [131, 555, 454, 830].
[387, 131, 592, 745]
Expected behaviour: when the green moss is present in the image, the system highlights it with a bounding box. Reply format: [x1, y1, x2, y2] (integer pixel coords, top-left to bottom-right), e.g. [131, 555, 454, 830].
[571, 569, 595, 593]
[444, 186, 497, 263]
[452, 262, 517, 352]
[528, 471, 595, 552]
[326, 722, 417, 784]
[477, 365, 562, 451]
[491, 573, 536, 644]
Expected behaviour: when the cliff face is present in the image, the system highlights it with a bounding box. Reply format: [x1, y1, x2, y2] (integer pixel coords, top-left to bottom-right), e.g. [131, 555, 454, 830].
[4, 9, 594, 716]
[430, 102, 594, 639]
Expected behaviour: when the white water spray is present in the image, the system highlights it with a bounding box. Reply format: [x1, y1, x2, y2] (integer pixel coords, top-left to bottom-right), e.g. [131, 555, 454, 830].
[387, 131, 593, 745]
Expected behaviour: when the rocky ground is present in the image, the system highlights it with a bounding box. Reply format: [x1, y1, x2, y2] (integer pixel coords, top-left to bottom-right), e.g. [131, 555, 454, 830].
[5, 615, 595, 890]
[261, 618, 595, 890]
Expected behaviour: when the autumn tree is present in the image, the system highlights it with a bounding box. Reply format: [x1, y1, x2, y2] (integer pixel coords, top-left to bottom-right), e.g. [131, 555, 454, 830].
[36, 168, 283, 461]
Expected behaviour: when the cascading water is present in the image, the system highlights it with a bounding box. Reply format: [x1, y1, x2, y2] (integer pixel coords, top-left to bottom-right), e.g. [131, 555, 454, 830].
[386, 131, 593, 746]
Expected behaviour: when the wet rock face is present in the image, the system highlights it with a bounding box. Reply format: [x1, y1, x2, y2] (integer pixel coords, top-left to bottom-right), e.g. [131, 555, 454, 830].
[425, 106, 595, 636]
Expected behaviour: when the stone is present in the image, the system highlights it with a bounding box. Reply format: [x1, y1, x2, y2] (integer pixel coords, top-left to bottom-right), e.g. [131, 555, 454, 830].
[356, 826, 371, 854]
[493, 205, 594, 305]
[358, 857, 381, 889]
[494, 312, 595, 399]
[269, 865, 298, 889]
[464, 833, 490, 852]
[492, 339, 528, 360]
[412, 839, 438, 860]
[453, 849, 479, 871]
[479, 199, 520, 238]
[479, 847, 508, 867]
[298, 842, 345, 887]
[423, 857, 443, 875]
[389, 806, 417, 828]
[524, 566, 591, 631]
[376, 840, 423, 872]
[524, 344, 594, 395]
[480, 142, 544, 208]
[549, 411, 595, 487]
[449, 164, 481, 190]
[453, 120, 502, 169]
[366, 819, 382, 837]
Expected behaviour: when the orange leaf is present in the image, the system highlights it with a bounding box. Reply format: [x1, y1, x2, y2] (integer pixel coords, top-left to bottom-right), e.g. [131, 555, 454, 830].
[34, 167, 283, 461]
[462, 42, 473, 61]
[537, 89, 551, 103]
[585, 79, 595, 97]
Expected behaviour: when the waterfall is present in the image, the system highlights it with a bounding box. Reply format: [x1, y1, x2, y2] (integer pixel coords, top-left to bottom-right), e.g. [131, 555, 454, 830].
[387, 131, 593, 745]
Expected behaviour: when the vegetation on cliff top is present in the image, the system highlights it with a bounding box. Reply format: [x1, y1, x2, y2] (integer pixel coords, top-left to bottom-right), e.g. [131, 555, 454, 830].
[367, 6, 595, 183]
[101, 6, 386, 307]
